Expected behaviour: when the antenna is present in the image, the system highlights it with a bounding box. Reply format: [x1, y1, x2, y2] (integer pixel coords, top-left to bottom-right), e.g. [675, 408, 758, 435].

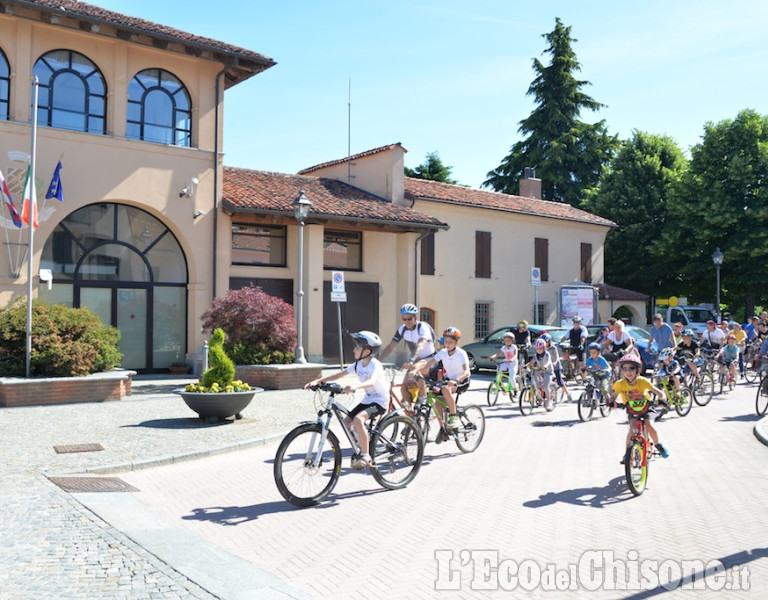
[347, 77, 351, 183]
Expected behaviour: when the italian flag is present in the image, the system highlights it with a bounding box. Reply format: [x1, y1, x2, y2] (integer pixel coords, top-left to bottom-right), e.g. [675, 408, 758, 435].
[21, 164, 38, 229]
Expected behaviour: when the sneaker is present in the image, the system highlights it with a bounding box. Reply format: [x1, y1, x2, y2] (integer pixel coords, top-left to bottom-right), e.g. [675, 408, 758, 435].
[620, 454, 626, 465]
[350, 456, 365, 470]
[446, 414, 460, 430]
[416, 395, 427, 405]
[656, 443, 669, 458]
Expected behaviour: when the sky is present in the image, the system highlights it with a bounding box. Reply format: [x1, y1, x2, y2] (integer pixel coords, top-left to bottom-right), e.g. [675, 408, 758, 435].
[93, 0, 768, 190]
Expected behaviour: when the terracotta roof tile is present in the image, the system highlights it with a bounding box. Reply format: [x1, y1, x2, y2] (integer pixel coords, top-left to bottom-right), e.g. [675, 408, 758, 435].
[404, 177, 616, 228]
[597, 284, 650, 301]
[15, 0, 275, 84]
[223, 167, 447, 231]
[298, 143, 406, 174]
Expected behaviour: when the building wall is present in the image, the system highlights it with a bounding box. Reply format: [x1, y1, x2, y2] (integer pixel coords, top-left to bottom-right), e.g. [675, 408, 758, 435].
[0, 10, 226, 360]
[416, 200, 610, 340]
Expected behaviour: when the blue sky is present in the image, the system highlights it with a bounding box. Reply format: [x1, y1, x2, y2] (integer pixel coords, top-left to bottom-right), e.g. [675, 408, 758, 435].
[95, 0, 768, 189]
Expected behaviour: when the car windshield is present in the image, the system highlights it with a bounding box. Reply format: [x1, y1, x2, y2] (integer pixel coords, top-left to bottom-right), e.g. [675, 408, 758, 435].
[626, 326, 651, 341]
[686, 308, 717, 322]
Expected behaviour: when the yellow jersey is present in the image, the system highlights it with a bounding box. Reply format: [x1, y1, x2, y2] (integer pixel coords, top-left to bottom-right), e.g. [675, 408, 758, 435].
[612, 376, 655, 415]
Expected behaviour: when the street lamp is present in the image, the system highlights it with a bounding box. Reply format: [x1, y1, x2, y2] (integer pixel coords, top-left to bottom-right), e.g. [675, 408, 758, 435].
[712, 247, 724, 321]
[292, 190, 312, 363]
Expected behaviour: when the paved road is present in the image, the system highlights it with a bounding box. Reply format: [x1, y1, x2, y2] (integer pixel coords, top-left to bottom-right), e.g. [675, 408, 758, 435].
[74, 375, 768, 599]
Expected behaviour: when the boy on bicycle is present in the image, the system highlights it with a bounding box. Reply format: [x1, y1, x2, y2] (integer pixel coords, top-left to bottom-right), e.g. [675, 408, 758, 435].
[716, 334, 739, 383]
[583, 342, 611, 399]
[304, 331, 388, 470]
[421, 327, 471, 430]
[609, 354, 670, 463]
[656, 347, 682, 391]
[486, 331, 519, 391]
[675, 328, 701, 381]
[525, 338, 555, 409]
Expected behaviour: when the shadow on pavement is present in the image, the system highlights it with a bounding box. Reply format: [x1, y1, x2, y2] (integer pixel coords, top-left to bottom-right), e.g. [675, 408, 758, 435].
[522, 476, 632, 509]
[122, 418, 237, 429]
[720, 413, 761, 422]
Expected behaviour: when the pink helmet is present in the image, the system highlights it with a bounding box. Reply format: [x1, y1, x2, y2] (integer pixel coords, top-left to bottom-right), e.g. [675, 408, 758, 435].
[534, 338, 547, 349]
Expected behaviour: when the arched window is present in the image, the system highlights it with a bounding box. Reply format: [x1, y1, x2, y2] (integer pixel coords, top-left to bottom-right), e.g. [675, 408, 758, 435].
[127, 69, 191, 146]
[0, 48, 9, 120]
[33, 50, 106, 133]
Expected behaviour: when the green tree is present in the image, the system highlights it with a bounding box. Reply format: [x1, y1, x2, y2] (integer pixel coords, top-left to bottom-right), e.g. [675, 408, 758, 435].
[582, 131, 687, 296]
[660, 109, 768, 312]
[405, 151, 457, 184]
[484, 18, 617, 206]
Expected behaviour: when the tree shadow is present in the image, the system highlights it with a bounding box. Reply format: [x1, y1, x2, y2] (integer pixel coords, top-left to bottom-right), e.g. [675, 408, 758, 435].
[523, 476, 633, 509]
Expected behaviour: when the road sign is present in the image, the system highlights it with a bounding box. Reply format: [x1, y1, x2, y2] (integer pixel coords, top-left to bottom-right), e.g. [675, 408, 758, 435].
[331, 271, 345, 293]
[531, 267, 541, 287]
[331, 291, 347, 302]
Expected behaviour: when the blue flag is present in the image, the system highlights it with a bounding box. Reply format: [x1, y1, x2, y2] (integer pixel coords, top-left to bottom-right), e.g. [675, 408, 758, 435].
[45, 161, 64, 202]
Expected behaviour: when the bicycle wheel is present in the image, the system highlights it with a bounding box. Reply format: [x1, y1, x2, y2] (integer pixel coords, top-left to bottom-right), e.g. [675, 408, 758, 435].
[519, 386, 535, 416]
[454, 404, 486, 453]
[487, 379, 501, 406]
[744, 354, 759, 383]
[675, 388, 693, 417]
[693, 372, 714, 406]
[756, 376, 768, 416]
[599, 396, 612, 418]
[274, 424, 341, 507]
[369, 415, 424, 490]
[577, 391, 594, 422]
[719, 372, 725, 395]
[624, 441, 647, 497]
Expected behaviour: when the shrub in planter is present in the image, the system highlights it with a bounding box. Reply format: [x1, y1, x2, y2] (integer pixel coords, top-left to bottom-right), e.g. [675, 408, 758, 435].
[184, 328, 251, 394]
[0, 298, 122, 377]
[201, 285, 296, 364]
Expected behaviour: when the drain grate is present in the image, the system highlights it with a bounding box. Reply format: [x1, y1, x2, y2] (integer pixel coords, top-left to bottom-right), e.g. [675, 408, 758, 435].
[54, 443, 104, 454]
[531, 421, 561, 427]
[48, 477, 139, 493]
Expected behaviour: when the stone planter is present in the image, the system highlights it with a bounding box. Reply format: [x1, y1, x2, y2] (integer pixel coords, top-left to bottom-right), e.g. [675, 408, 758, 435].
[177, 390, 259, 423]
[0, 370, 135, 407]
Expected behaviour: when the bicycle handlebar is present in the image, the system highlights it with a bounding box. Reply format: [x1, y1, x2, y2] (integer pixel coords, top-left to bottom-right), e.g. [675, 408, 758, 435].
[306, 382, 345, 394]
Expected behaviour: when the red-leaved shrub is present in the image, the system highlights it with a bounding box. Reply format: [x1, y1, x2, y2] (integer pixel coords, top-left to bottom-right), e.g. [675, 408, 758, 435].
[201, 286, 296, 364]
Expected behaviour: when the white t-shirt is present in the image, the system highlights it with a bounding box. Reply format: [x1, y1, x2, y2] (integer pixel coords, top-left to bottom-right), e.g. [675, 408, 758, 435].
[607, 330, 633, 347]
[391, 321, 435, 359]
[433, 347, 470, 380]
[701, 328, 726, 348]
[346, 358, 389, 408]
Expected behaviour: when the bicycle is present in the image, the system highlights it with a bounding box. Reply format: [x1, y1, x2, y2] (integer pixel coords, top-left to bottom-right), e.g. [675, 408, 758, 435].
[743, 340, 762, 383]
[559, 344, 582, 383]
[519, 366, 562, 416]
[652, 369, 692, 417]
[576, 372, 612, 422]
[411, 377, 486, 453]
[680, 361, 714, 406]
[273, 382, 424, 507]
[616, 403, 662, 497]
[486, 359, 521, 406]
[716, 358, 737, 394]
[755, 363, 768, 416]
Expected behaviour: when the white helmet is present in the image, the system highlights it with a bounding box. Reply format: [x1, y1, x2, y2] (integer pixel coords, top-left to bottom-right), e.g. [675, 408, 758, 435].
[400, 303, 419, 315]
[350, 331, 382, 354]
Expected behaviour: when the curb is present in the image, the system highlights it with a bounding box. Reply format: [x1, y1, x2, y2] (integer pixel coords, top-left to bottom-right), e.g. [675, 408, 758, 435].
[754, 416, 768, 448]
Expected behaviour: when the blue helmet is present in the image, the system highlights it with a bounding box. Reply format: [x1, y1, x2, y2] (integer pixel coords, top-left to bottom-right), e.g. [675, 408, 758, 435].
[400, 303, 418, 315]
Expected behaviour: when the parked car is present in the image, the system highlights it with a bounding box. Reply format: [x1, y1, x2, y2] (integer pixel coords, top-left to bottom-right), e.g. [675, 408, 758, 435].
[464, 325, 570, 373]
[585, 324, 658, 373]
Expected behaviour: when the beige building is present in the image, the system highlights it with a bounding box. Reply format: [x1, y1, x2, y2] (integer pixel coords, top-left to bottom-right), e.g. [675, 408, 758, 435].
[0, 0, 623, 372]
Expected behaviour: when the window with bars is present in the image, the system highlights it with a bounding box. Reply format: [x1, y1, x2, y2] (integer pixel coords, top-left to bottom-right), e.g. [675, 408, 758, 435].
[475, 302, 491, 339]
[535, 303, 549, 325]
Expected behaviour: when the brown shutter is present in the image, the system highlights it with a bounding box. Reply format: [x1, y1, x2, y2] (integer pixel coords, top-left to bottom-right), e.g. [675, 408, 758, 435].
[535, 238, 549, 281]
[420, 232, 435, 276]
[580, 243, 592, 283]
[475, 231, 491, 278]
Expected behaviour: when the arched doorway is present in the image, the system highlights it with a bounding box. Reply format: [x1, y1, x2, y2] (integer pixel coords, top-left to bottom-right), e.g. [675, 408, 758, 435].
[39, 203, 187, 373]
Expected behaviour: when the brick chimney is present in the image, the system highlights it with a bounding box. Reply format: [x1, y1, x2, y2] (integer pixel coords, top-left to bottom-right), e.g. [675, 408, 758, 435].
[519, 167, 541, 199]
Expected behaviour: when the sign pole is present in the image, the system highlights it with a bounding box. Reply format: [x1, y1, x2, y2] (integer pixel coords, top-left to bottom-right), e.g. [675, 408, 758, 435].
[530, 267, 541, 325]
[331, 271, 347, 368]
[337, 302, 344, 368]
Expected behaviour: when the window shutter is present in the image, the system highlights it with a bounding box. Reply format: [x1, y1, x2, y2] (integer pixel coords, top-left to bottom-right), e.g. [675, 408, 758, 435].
[535, 238, 549, 281]
[475, 231, 491, 278]
[580, 243, 592, 283]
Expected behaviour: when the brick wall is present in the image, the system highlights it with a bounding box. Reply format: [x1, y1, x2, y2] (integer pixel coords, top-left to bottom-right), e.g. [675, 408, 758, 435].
[235, 364, 323, 391]
[0, 372, 134, 407]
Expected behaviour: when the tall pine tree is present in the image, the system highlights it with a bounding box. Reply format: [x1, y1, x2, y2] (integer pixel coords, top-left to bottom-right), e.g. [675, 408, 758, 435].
[484, 18, 616, 206]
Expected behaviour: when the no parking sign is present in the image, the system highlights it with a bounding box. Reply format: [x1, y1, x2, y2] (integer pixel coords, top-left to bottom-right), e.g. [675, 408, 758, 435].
[331, 271, 346, 302]
[531, 267, 541, 287]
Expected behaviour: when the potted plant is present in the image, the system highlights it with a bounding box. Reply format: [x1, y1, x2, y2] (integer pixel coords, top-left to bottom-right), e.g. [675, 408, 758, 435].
[168, 361, 191, 375]
[177, 328, 257, 423]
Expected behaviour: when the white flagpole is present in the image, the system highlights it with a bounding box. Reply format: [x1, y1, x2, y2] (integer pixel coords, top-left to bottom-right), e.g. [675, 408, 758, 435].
[25, 76, 38, 378]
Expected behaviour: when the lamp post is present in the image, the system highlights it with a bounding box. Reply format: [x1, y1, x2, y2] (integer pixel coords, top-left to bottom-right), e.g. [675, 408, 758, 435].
[712, 247, 724, 321]
[292, 190, 312, 363]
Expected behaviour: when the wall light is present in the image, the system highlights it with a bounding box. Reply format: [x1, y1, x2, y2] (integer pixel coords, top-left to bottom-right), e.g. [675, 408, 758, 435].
[193, 209, 206, 219]
[179, 177, 199, 198]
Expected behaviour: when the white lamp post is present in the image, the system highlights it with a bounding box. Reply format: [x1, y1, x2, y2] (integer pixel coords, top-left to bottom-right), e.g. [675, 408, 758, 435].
[712, 247, 724, 321]
[292, 190, 312, 363]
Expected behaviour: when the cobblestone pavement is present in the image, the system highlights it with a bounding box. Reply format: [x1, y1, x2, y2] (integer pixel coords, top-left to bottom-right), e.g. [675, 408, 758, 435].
[111, 376, 768, 599]
[3, 373, 768, 599]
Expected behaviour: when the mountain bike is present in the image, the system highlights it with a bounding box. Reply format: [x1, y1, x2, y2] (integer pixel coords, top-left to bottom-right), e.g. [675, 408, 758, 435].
[652, 369, 692, 417]
[411, 377, 485, 453]
[274, 382, 424, 507]
[485, 359, 520, 406]
[519, 366, 562, 416]
[616, 404, 661, 497]
[679, 360, 713, 406]
[756, 368, 768, 416]
[742, 340, 762, 384]
[577, 372, 611, 422]
[716, 358, 737, 394]
[559, 344, 582, 383]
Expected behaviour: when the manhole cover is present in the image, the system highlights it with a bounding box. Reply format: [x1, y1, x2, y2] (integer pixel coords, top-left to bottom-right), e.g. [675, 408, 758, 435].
[48, 477, 139, 493]
[531, 421, 560, 427]
[54, 443, 104, 454]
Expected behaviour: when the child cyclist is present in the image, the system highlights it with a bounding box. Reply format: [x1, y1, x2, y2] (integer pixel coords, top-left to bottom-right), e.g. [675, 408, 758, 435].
[304, 331, 388, 470]
[486, 331, 519, 391]
[583, 342, 611, 400]
[716, 333, 740, 382]
[609, 354, 670, 463]
[421, 327, 471, 430]
[525, 338, 555, 408]
[540, 332, 572, 402]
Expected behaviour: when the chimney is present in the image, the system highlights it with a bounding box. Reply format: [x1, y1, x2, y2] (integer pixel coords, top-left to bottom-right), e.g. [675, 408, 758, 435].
[519, 167, 541, 199]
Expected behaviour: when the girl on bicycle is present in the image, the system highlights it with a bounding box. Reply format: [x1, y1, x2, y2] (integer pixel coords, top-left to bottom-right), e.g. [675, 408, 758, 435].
[525, 338, 555, 408]
[486, 331, 519, 390]
[610, 354, 669, 463]
[304, 330, 388, 470]
[716, 334, 740, 383]
[540, 332, 572, 402]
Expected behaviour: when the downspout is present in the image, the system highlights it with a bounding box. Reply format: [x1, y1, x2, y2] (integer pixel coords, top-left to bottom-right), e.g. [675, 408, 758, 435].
[213, 60, 237, 299]
[413, 231, 429, 306]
